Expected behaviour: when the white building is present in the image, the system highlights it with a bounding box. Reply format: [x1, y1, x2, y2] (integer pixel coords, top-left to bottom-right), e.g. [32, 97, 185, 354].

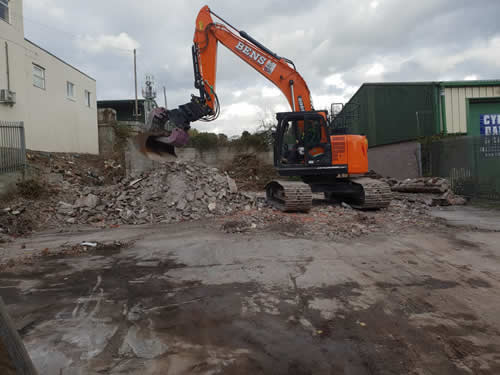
[0, 0, 98, 154]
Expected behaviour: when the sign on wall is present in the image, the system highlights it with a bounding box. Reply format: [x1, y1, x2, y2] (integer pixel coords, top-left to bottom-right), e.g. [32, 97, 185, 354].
[480, 114, 500, 135]
[479, 114, 500, 158]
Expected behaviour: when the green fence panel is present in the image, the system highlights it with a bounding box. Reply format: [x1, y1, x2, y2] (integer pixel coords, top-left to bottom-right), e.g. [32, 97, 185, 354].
[423, 135, 500, 199]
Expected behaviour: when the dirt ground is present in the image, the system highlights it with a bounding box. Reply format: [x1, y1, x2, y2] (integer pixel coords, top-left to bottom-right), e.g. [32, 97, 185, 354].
[1, 204, 500, 374]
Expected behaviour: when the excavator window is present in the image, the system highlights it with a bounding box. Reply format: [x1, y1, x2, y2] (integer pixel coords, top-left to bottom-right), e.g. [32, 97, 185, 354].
[281, 121, 304, 165]
[275, 112, 331, 167]
[303, 119, 321, 150]
[303, 117, 329, 163]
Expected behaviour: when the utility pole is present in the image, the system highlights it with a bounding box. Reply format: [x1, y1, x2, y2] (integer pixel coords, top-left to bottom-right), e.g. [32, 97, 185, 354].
[163, 86, 167, 109]
[134, 49, 138, 117]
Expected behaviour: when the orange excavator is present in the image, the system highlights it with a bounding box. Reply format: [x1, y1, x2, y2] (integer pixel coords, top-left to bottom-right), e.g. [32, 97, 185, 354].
[139, 6, 391, 211]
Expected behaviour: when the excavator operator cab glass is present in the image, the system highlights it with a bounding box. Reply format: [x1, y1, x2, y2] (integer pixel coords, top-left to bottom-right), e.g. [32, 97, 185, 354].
[281, 120, 304, 165]
[302, 117, 330, 166]
[275, 112, 332, 168]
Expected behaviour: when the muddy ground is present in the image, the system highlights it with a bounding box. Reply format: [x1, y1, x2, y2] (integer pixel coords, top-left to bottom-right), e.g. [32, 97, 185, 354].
[1, 206, 500, 374]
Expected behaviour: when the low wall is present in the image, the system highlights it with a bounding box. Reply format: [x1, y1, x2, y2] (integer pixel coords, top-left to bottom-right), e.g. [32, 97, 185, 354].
[125, 140, 421, 179]
[177, 147, 273, 167]
[368, 141, 422, 179]
[125, 143, 273, 176]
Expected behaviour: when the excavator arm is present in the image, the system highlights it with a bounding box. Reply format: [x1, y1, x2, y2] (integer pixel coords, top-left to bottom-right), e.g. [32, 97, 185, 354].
[192, 5, 313, 114]
[141, 5, 317, 156]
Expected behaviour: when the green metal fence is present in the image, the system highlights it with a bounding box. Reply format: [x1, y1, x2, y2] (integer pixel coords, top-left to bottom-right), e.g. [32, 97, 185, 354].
[423, 135, 500, 199]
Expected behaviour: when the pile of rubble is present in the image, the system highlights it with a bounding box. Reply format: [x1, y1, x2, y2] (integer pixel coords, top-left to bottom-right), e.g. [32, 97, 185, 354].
[54, 162, 253, 226]
[390, 177, 466, 206]
[0, 150, 467, 240]
[224, 153, 278, 191]
[27, 150, 124, 186]
[1, 160, 254, 236]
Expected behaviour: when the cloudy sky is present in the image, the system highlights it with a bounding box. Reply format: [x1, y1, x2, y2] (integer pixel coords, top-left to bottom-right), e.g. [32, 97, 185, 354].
[23, 0, 500, 136]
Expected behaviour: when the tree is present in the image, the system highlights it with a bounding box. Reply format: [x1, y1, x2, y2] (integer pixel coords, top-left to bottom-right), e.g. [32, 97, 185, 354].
[217, 133, 228, 145]
[189, 132, 219, 151]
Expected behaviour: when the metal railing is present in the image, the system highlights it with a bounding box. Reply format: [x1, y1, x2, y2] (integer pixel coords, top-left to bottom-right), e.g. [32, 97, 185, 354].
[0, 120, 26, 175]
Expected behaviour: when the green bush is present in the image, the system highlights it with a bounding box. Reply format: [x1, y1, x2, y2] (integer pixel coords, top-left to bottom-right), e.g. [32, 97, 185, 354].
[189, 132, 219, 151]
[229, 130, 272, 152]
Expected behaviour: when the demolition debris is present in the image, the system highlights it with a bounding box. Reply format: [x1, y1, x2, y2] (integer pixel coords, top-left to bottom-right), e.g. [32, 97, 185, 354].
[0, 152, 467, 239]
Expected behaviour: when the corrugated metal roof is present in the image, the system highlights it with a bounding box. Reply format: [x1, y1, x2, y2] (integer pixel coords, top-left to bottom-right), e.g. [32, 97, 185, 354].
[98, 99, 145, 105]
[440, 80, 500, 87]
[361, 80, 500, 87]
[362, 81, 437, 86]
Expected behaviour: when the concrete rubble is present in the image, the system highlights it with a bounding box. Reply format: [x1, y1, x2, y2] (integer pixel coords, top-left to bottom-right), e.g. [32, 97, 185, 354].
[220, 192, 441, 240]
[0, 151, 467, 239]
[390, 177, 467, 206]
[391, 177, 450, 194]
[0, 157, 254, 235]
[51, 162, 252, 226]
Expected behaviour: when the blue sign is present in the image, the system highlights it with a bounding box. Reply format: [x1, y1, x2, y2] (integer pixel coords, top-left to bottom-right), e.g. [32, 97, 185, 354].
[480, 114, 500, 135]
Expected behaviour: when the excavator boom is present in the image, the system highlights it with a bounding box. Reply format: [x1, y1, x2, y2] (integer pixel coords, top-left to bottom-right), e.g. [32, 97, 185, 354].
[192, 6, 313, 113]
[137, 5, 316, 157]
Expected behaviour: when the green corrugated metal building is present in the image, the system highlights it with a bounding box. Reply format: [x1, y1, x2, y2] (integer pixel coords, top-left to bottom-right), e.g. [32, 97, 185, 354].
[333, 80, 500, 147]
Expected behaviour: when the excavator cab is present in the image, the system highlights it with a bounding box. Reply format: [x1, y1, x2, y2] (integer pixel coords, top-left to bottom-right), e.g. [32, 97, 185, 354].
[268, 110, 391, 211]
[274, 111, 347, 176]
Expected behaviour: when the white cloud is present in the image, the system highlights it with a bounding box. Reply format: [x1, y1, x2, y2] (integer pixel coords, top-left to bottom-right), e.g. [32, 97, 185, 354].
[464, 74, 478, 81]
[75, 33, 140, 55]
[25, 0, 65, 19]
[233, 90, 243, 98]
[220, 102, 261, 120]
[415, 36, 500, 74]
[261, 87, 281, 97]
[365, 63, 385, 76]
[313, 94, 351, 110]
[370, 1, 380, 9]
[323, 73, 346, 89]
[273, 104, 288, 113]
[48, 7, 65, 19]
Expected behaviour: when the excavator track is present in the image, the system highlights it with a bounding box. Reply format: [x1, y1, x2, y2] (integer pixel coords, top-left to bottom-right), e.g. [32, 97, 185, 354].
[265, 180, 312, 212]
[349, 177, 392, 209]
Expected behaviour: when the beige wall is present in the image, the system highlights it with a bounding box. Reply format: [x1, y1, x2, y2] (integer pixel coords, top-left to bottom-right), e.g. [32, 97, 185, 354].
[0, 0, 25, 116]
[0, 0, 98, 154]
[445, 86, 500, 134]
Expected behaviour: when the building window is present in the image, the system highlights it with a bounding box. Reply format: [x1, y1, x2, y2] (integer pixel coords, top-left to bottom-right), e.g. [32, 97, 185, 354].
[84, 90, 91, 107]
[67, 81, 75, 99]
[32, 64, 45, 89]
[0, 0, 8, 22]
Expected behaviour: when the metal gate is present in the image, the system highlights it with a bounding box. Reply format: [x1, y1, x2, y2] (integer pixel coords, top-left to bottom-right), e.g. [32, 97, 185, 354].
[424, 135, 500, 199]
[0, 120, 26, 174]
